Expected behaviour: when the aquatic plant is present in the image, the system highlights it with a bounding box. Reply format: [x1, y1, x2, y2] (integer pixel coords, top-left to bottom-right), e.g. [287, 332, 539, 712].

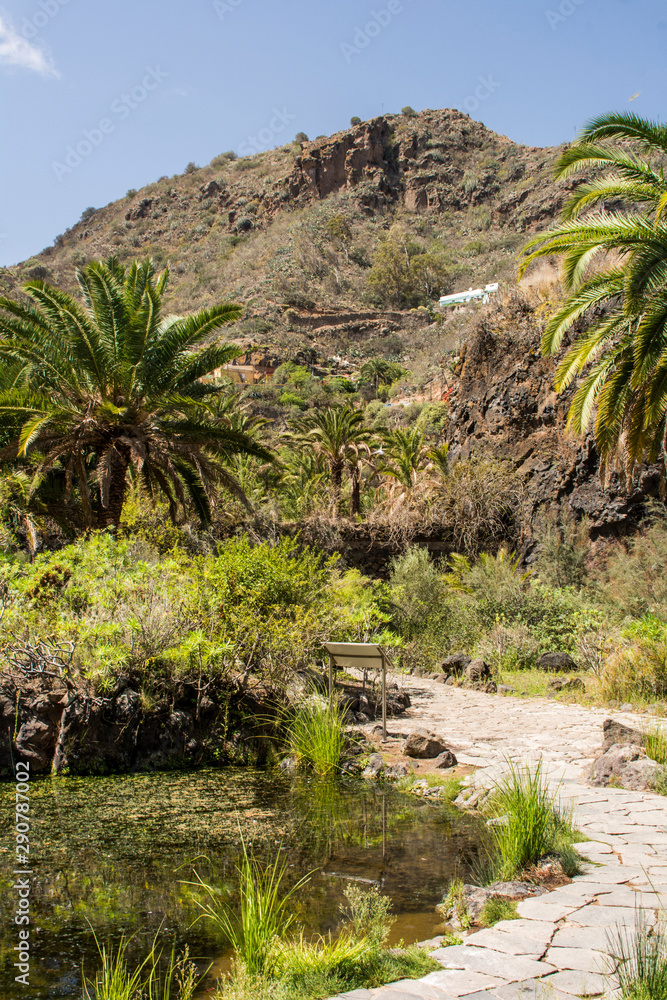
[187, 838, 312, 976]
[284, 697, 346, 777]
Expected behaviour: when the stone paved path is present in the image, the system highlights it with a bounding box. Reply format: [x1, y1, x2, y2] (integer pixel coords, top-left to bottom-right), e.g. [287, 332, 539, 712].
[327, 678, 667, 1000]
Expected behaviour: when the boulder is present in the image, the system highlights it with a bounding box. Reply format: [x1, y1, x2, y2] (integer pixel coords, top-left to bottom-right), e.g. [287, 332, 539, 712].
[384, 761, 411, 779]
[442, 653, 471, 676]
[590, 743, 665, 792]
[115, 689, 141, 721]
[537, 652, 577, 673]
[16, 719, 56, 770]
[362, 753, 385, 778]
[434, 750, 458, 769]
[548, 677, 585, 693]
[438, 880, 546, 927]
[465, 659, 491, 685]
[601, 718, 643, 752]
[403, 728, 449, 759]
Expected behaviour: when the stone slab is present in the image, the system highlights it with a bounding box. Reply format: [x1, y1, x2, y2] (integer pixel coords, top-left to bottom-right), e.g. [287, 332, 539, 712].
[430, 946, 555, 983]
[571, 841, 614, 854]
[572, 868, 643, 883]
[489, 980, 575, 1000]
[541, 970, 611, 996]
[379, 983, 456, 999]
[490, 920, 557, 940]
[550, 925, 613, 952]
[462, 930, 545, 960]
[422, 971, 507, 996]
[569, 904, 644, 926]
[545, 948, 615, 974]
[516, 899, 581, 921]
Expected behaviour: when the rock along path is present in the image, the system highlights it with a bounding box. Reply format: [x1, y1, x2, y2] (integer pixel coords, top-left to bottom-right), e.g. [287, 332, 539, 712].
[328, 678, 667, 1000]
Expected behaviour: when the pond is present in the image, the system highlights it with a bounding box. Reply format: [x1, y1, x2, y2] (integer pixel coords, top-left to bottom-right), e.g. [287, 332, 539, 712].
[0, 768, 484, 999]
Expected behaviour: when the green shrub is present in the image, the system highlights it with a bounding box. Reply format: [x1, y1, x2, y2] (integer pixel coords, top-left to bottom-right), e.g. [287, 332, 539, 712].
[486, 759, 578, 880]
[535, 508, 590, 589]
[283, 698, 346, 777]
[279, 391, 308, 410]
[401, 106, 418, 117]
[479, 897, 518, 927]
[598, 509, 667, 619]
[601, 616, 667, 701]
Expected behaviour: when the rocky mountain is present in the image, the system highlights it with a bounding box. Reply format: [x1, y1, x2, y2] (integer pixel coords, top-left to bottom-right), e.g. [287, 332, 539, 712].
[0, 108, 569, 380]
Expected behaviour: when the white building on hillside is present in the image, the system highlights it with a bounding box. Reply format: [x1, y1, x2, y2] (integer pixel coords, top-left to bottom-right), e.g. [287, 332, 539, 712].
[439, 282, 499, 308]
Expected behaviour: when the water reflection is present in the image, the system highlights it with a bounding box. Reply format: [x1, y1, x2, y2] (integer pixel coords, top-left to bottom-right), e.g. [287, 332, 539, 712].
[0, 770, 483, 999]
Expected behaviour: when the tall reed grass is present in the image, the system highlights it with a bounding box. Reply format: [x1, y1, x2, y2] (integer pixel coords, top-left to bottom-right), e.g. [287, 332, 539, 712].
[487, 759, 576, 880]
[611, 910, 667, 1000]
[284, 698, 346, 777]
[82, 934, 198, 1000]
[187, 838, 312, 976]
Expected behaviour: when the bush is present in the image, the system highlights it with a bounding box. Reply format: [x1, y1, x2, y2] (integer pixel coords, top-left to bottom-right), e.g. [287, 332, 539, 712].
[283, 698, 346, 777]
[600, 616, 667, 701]
[486, 759, 578, 880]
[389, 547, 445, 635]
[598, 507, 667, 619]
[534, 508, 590, 589]
[401, 106, 418, 117]
[350, 116, 362, 126]
[295, 132, 309, 143]
[611, 910, 667, 1000]
[436, 460, 523, 557]
[80, 207, 96, 222]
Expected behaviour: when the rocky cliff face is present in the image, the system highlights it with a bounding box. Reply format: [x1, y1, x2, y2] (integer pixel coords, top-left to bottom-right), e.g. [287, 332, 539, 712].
[0, 673, 266, 778]
[445, 291, 662, 539]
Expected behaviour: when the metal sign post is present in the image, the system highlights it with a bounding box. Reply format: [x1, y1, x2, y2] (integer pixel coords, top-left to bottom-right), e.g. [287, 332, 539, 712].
[323, 642, 390, 742]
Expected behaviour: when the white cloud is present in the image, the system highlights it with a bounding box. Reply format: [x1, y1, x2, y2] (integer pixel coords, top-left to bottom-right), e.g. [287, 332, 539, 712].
[0, 13, 59, 77]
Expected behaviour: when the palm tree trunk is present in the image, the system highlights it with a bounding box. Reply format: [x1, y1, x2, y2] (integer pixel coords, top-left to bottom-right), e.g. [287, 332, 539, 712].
[98, 452, 129, 529]
[331, 459, 343, 518]
[351, 465, 361, 516]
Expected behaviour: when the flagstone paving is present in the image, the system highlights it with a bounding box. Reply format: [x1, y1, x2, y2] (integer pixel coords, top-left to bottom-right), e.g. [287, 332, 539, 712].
[327, 679, 667, 1000]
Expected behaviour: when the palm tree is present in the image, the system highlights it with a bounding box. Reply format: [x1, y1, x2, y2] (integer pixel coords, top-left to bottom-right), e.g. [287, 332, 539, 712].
[378, 427, 429, 490]
[0, 256, 274, 529]
[519, 112, 667, 484]
[289, 405, 372, 516]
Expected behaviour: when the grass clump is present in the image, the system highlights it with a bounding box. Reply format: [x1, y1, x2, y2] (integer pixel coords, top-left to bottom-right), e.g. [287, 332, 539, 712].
[187, 841, 312, 976]
[486, 759, 578, 880]
[82, 935, 199, 1000]
[284, 698, 347, 777]
[479, 896, 519, 927]
[214, 883, 438, 1000]
[611, 910, 667, 1000]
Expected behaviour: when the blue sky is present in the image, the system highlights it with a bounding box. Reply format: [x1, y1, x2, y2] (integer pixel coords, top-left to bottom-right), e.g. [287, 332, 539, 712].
[0, 0, 664, 267]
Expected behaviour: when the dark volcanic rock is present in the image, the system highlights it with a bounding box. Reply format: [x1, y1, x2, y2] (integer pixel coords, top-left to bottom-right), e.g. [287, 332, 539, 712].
[538, 652, 577, 673]
[602, 718, 643, 753]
